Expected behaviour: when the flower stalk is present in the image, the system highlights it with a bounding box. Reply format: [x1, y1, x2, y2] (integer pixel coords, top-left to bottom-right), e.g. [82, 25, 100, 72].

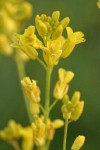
[44, 66, 52, 123]
[15, 51, 33, 123]
[63, 119, 68, 150]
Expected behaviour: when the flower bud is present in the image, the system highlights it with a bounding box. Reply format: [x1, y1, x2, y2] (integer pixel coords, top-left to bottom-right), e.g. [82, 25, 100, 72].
[60, 17, 70, 28]
[36, 20, 47, 37]
[54, 82, 69, 100]
[21, 77, 41, 103]
[71, 91, 80, 107]
[52, 11, 60, 21]
[30, 102, 40, 116]
[71, 101, 84, 121]
[52, 119, 64, 128]
[61, 103, 71, 120]
[62, 95, 69, 104]
[32, 118, 45, 146]
[52, 25, 63, 39]
[59, 68, 74, 83]
[71, 135, 85, 150]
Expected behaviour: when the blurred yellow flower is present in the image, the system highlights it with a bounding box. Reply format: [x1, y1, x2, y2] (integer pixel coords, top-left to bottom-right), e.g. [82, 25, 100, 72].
[0, 34, 13, 55]
[0, 0, 33, 57]
[71, 135, 85, 150]
[97, 0, 100, 8]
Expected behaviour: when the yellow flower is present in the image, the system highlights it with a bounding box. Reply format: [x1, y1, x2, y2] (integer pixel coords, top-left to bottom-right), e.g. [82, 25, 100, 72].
[21, 77, 41, 103]
[17, 2, 32, 21]
[71, 101, 84, 121]
[61, 91, 84, 121]
[71, 135, 85, 150]
[61, 27, 86, 58]
[1, 11, 17, 33]
[3, 0, 32, 22]
[31, 116, 64, 144]
[13, 26, 42, 59]
[46, 118, 64, 141]
[21, 127, 34, 150]
[54, 68, 74, 99]
[42, 39, 62, 66]
[0, 120, 34, 150]
[0, 120, 22, 140]
[32, 117, 46, 146]
[97, 0, 100, 8]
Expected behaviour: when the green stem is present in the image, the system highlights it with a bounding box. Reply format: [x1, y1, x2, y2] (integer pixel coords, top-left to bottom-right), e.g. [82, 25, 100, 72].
[41, 66, 52, 150]
[49, 100, 58, 112]
[37, 57, 47, 70]
[15, 52, 33, 123]
[46, 141, 51, 150]
[40, 104, 45, 114]
[44, 66, 52, 123]
[63, 119, 68, 150]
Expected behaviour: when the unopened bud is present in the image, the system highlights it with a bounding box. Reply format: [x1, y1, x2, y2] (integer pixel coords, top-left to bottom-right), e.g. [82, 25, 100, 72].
[52, 11, 60, 21]
[52, 25, 63, 39]
[71, 101, 84, 121]
[60, 17, 70, 28]
[71, 135, 85, 150]
[30, 102, 40, 116]
[36, 20, 47, 37]
[71, 91, 80, 107]
[52, 119, 64, 128]
[58, 68, 74, 83]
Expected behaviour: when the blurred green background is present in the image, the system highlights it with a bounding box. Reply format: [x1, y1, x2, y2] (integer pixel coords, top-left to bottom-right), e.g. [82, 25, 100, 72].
[0, 0, 100, 149]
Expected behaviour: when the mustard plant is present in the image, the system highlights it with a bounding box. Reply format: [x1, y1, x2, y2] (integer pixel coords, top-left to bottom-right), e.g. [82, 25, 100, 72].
[0, 9, 86, 150]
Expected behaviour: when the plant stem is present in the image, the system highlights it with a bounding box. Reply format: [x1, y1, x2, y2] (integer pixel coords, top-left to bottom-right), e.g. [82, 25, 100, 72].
[9, 140, 21, 150]
[46, 141, 51, 150]
[37, 57, 47, 70]
[49, 99, 58, 112]
[42, 66, 52, 150]
[15, 52, 33, 123]
[40, 104, 45, 114]
[63, 119, 68, 150]
[44, 66, 52, 123]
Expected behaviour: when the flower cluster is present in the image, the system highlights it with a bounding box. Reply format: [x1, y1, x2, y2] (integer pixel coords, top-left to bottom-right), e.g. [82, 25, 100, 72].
[0, 120, 34, 150]
[61, 91, 84, 122]
[13, 11, 85, 66]
[32, 116, 64, 146]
